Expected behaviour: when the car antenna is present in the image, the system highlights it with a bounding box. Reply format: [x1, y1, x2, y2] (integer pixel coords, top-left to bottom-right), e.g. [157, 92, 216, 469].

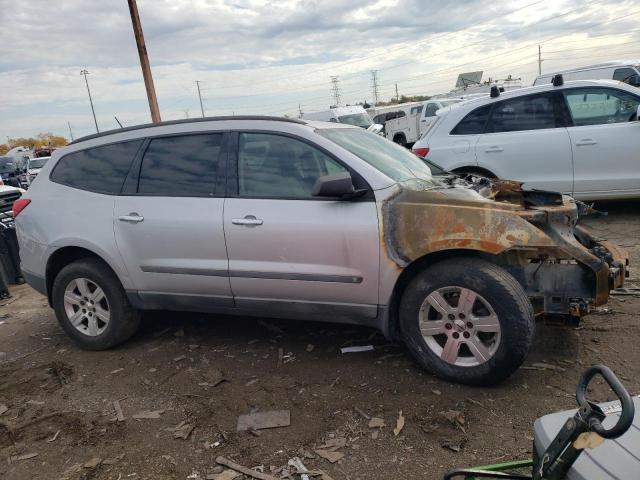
[490, 86, 500, 98]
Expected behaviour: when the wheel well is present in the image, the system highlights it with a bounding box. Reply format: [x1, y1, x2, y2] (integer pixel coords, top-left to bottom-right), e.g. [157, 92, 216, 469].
[387, 249, 490, 339]
[393, 133, 406, 142]
[452, 166, 497, 178]
[45, 247, 112, 305]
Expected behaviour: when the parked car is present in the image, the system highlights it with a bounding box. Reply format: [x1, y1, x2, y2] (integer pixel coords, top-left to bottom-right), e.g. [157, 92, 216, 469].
[412, 78, 640, 200]
[22, 156, 51, 187]
[534, 60, 640, 87]
[302, 106, 382, 133]
[385, 98, 463, 146]
[15, 116, 627, 385]
[0, 156, 22, 188]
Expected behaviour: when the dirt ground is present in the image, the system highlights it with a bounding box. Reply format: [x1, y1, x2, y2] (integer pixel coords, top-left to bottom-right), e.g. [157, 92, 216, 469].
[1, 200, 639, 480]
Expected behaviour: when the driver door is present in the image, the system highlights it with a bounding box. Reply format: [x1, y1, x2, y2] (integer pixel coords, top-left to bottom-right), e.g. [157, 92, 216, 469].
[562, 87, 640, 199]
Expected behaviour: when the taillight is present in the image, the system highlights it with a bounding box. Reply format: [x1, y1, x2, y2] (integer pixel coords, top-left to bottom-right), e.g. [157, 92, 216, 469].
[12, 198, 31, 217]
[413, 147, 429, 158]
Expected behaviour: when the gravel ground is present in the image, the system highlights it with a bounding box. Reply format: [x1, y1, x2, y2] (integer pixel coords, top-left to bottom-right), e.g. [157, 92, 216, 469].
[1, 200, 639, 480]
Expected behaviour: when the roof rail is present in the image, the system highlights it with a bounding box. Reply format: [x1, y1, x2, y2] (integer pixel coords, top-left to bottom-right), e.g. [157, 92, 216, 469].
[70, 115, 307, 145]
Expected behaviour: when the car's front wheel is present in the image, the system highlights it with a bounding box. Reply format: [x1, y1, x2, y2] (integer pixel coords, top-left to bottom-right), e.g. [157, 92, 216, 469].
[52, 259, 140, 350]
[399, 258, 534, 385]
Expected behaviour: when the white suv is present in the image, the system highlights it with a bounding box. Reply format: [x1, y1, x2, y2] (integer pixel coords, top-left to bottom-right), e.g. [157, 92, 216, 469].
[412, 79, 640, 200]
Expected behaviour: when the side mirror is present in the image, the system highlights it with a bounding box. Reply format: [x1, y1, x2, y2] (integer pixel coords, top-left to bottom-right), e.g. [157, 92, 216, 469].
[312, 172, 365, 199]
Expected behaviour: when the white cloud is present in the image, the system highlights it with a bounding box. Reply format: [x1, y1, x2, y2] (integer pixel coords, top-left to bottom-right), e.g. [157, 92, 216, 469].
[1, 0, 638, 138]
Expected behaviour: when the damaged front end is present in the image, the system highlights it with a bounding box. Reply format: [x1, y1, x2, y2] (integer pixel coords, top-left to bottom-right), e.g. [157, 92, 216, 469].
[383, 177, 629, 320]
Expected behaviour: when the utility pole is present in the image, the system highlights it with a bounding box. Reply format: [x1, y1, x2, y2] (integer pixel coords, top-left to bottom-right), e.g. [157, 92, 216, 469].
[80, 69, 99, 133]
[370, 70, 380, 105]
[195, 80, 205, 117]
[395, 83, 399, 102]
[127, 0, 161, 123]
[538, 45, 543, 75]
[67, 121, 74, 141]
[330, 76, 341, 107]
[298, 104, 303, 118]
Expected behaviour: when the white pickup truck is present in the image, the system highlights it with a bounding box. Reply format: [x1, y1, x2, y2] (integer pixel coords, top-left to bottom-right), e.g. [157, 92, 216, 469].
[385, 98, 463, 146]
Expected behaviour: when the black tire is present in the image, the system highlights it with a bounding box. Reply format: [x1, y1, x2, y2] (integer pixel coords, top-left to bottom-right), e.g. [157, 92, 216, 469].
[51, 258, 140, 350]
[393, 134, 407, 147]
[399, 258, 534, 385]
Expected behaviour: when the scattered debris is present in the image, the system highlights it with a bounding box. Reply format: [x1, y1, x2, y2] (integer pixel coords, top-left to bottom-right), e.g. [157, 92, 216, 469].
[162, 455, 177, 465]
[216, 456, 280, 480]
[432, 389, 442, 396]
[317, 437, 346, 450]
[440, 410, 466, 431]
[441, 439, 463, 452]
[288, 457, 311, 480]
[174, 355, 187, 362]
[340, 345, 374, 353]
[314, 449, 344, 463]
[206, 470, 241, 480]
[393, 410, 405, 436]
[306, 344, 315, 353]
[167, 421, 195, 439]
[84, 457, 102, 469]
[0, 404, 7, 416]
[237, 410, 290, 431]
[132, 410, 164, 419]
[530, 362, 566, 372]
[245, 378, 259, 387]
[113, 400, 125, 422]
[354, 407, 370, 420]
[110, 367, 124, 374]
[200, 369, 226, 387]
[47, 429, 61, 442]
[368, 417, 385, 428]
[9, 452, 38, 463]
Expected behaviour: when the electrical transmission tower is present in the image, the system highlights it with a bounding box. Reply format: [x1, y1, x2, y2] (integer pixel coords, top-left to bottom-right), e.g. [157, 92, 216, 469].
[371, 70, 380, 105]
[330, 76, 342, 106]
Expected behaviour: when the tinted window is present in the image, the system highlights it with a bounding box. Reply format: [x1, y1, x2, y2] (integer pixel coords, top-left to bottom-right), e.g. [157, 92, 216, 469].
[238, 133, 347, 198]
[137, 134, 222, 196]
[410, 105, 423, 115]
[613, 68, 639, 85]
[486, 94, 557, 133]
[51, 140, 142, 194]
[450, 104, 492, 135]
[563, 88, 640, 126]
[424, 103, 439, 117]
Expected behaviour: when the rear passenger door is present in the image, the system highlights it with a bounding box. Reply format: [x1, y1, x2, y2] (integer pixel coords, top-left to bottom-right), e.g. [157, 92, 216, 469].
[474, 92, 574, 193]
[223, 132, 380, 320]
[562, 87, 640, 198]
[113, 132, 233, 308]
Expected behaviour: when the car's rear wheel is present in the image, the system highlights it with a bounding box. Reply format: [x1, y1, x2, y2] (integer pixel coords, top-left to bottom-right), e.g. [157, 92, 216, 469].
[399, 258, 534, 385]
[52, 259, 140, 350]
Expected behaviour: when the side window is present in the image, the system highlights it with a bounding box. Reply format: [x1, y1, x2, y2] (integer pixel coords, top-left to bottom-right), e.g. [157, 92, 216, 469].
[410, 106, 422, 115]
[486, 93, 557, 133]
[424, 103, 439, 117]
[237, 133, 347, 199]
[613, 68, 639, 85]
[450, 104, 492, 135]
[137, 134, 223, 196]
[563, 88, 640, 126]
[51, 140, 143, 194]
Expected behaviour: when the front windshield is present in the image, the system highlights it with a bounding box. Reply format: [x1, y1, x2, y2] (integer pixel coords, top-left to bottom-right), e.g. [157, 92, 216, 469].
[319, 128, 434, 183]
[0, 158, 16, 173]
[29, 158, 48, 169]
[337, 113, 372, 128]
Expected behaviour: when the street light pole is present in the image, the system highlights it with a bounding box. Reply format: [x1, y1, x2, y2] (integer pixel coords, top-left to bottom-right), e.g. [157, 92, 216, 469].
[196, 80, 205, 117]
[80, 69, 99, 133]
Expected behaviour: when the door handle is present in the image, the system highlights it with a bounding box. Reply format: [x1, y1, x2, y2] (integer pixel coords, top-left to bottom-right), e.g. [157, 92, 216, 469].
[118, 213, 144, 224]
[232, 215, 263, 226]
[484, 146, 504, 153]
[576, 139, 597, 146]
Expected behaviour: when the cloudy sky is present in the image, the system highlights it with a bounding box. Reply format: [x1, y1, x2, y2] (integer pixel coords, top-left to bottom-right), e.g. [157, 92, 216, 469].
[1, 0, 639, 140]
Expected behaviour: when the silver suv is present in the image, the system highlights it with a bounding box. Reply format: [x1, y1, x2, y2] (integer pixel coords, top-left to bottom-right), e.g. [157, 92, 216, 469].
[15, 116, 627, 385]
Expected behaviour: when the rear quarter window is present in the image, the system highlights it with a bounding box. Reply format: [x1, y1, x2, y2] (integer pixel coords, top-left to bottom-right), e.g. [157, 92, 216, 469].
[50, 140, 143, 194]
[450, 104, 492, 135]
